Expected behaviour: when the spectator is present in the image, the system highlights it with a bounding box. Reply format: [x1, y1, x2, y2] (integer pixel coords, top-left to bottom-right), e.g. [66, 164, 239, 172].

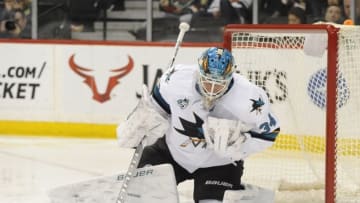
[188, 0, 224, 27]
[343, 0, 360, 24]
[0, 9, 29, 38]
[306, 0, 327, 20]
[288, 6, 307, 24]
[260, 0, 313, 24]
[307, 0, 340, 21]
[324, 4, 343, 23]
[159, 0, 202, 23]
[0, 0, 31, 38]
[260, 0, 293, 19]
[158, 0, 235, 28]
[219, 0, 253, 24]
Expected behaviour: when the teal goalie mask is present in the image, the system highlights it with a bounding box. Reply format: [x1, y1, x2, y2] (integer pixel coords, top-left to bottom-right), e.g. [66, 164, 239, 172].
[197, 47, 235, 107]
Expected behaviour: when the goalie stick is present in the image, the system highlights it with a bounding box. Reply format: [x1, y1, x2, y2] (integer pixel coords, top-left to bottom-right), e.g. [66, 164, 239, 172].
[164, 22, 190, 81]
[116, 22, 190, 203]
[168, 22, 190, 70]
[116, 136, 145, 203]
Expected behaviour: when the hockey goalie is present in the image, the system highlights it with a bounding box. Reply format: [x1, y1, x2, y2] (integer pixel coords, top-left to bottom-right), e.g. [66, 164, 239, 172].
[116, 47, 280, 203]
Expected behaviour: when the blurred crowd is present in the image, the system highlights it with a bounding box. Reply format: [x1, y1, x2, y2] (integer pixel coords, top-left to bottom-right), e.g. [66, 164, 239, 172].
[159, 0, 360, 25]
[0, 0, 359, 40]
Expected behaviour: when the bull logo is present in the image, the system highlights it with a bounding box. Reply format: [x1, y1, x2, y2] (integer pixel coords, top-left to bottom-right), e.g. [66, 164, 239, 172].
[69, 54, 134, 103]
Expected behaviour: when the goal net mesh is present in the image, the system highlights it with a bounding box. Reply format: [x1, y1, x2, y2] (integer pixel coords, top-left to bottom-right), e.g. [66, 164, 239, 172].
[224, 25, 360, 203]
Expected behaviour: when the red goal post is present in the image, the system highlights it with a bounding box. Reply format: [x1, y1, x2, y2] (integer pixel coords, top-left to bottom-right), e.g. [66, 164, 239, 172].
[223, 24, 360, 203]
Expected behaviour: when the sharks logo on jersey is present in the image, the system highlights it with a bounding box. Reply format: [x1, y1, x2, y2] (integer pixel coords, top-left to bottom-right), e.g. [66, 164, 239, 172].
[174, 112, 206, 148]
[250, 97, 265, 114]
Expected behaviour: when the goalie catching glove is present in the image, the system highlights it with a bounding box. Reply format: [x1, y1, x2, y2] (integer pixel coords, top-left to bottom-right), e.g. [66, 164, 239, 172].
[203, 116, 252, 161]
[117, 85, 169, 148]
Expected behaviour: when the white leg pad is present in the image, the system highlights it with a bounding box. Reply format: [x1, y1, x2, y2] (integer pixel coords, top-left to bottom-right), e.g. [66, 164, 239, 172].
[47, 164, 179, 203]
[223, 184, 275, 203]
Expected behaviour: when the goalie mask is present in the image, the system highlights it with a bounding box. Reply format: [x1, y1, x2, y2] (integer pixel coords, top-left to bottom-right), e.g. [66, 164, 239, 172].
[197, 47, 235, 108]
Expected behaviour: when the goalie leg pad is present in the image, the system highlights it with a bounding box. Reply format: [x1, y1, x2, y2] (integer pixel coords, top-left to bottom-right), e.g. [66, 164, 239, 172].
[48, 164, 179, 203]
[223, 184, 275, 203]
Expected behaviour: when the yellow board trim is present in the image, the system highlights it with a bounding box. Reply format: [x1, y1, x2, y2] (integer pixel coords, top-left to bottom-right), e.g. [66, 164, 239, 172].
[0, 120, 116, 139]
[272, 134, 360, 156]
[1, 121, 359, 156]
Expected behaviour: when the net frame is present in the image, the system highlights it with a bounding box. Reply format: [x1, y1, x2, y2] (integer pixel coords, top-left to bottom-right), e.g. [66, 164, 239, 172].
[223, 24, 340, 203]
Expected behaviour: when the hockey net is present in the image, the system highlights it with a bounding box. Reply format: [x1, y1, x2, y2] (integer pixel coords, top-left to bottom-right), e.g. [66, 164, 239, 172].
[223, 24, 360, 203]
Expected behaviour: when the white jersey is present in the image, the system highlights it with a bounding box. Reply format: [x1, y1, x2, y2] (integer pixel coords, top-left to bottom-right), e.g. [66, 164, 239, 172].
[151, 64, 280, 173]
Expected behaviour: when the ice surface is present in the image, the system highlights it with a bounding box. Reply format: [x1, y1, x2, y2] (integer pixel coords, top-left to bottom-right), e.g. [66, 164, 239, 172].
[0, 135, 194, 203]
